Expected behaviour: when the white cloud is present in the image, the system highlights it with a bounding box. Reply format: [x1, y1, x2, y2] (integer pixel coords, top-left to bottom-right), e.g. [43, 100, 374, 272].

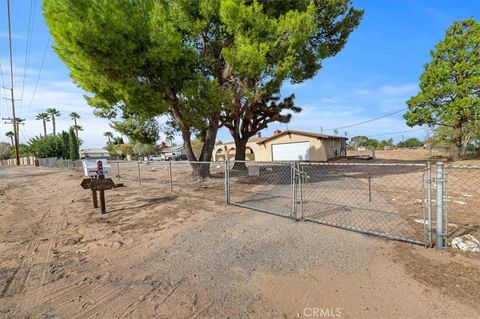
[0, 77, 188, 149]
[0, 79, 111, 148]
[353, 88, 373, 97]
[379, 83, 418, 95]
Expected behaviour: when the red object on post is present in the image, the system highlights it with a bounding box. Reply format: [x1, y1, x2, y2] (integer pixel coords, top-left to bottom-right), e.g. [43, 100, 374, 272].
[97, 160, 105, 178]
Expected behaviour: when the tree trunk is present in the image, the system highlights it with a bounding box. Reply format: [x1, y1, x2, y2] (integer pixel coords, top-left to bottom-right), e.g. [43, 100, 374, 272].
[170, 101, 220, 178]
[198, 112, 220, 162]
[449, 125, 462, 161]
[232, 137, 249, 171]
[477, 139, 480, 158]
[52, 117, 56, 135]
[43, 120, 47, 137]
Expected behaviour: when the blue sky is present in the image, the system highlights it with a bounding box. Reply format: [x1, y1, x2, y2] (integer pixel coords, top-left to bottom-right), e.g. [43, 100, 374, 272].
[0, 0, 478, 148]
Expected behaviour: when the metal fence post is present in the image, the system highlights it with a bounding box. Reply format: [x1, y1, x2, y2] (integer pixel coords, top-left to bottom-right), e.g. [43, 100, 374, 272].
[426, 162, 432, 246]
[292, 162, 297, 220]
[435, 162, 446, 249]
[137, 161, 141, 185]
[169, 161, 173, 191]
[299, 165, 304, 221]
[116, 161, 120, 179]
[224, 160, 228, 204]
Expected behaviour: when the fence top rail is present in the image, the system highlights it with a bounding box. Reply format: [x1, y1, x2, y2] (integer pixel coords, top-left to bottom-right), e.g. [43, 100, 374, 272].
[229, 160, 294, 166]
[445, 164, 480, 169]
[299, 162, 427, 167]
[135, 160, 220, 164]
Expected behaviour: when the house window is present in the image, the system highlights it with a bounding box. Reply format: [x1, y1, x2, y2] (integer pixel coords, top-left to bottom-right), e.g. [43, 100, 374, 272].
[329, 140, 336, 148]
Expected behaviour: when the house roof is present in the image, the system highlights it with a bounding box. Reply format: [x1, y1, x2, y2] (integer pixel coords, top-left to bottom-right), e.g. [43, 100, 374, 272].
[80, 148, 109, 154]
[257, 130, 348, 144]
[163, 145, 184, 152]
[218, 136, 267, 146]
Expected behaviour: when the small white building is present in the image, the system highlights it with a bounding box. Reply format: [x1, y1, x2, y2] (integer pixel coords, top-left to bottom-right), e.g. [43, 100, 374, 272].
[161, 145, 185, 159]
[80, 148, 110, 159]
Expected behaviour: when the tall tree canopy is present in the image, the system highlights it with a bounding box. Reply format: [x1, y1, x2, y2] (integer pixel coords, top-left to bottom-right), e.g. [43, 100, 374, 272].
[110, 114, 160, 145]
[404, 18, 480, 160]
[217, 0, 363, 160]
[43, 0, 363, 168]
[44, 0, 224, 171]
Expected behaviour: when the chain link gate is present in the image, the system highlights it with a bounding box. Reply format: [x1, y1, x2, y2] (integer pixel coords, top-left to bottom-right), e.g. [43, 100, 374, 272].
[226, 161, 296, 218]
[444, 164, 480, 248]
[296, 162, 431, 245]
[226, 161, 432, 246]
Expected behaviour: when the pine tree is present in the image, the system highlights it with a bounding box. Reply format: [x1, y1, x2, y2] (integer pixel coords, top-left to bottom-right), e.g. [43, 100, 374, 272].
[404, 19, 480, 160]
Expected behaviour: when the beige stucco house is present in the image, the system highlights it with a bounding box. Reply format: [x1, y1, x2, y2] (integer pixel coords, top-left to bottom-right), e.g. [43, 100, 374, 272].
[213, 130, 347, 162]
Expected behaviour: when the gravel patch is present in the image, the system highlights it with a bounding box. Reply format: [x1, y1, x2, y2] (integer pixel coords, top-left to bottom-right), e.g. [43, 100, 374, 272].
[156, 208, 379, 312]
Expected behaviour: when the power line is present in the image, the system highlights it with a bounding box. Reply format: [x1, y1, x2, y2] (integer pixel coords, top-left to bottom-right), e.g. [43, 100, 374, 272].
[19, 0, 37, 113]
[6, 0, 20, 165]
[323, 108, 407, 131]
[28, 37, 50, 110]
[0, 57, 9, 117]
[366, 127, 425, 138]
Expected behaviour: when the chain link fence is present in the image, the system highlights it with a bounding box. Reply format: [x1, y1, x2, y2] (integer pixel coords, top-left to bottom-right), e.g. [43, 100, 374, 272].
[17, 155, 480, 248]
[37, 157, 83, 171]
[104, 160, 225, 201]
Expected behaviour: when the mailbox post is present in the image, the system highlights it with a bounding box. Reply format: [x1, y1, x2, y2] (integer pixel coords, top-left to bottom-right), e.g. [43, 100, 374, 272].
[92, 185, 99, 208]
[97, 160, 106, 214]
[80, 160, 115, 214]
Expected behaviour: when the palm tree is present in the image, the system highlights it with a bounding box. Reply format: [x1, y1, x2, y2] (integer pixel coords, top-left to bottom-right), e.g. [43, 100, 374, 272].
[5, 131, 14, 147]
[46, 108, 61, 135]
[103, 131, 114, 143]
[69, 112, 80, 126]
[15, 119, 25, 140]
[36, 112, 50, 136]
[72, 124, 83, 139]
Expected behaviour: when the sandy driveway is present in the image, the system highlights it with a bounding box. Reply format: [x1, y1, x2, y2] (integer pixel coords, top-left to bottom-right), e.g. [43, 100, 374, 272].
[0, 166, 479, 318]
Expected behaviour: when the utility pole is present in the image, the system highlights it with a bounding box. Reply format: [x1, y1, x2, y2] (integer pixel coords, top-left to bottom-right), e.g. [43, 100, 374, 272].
[6, 0, 20, 165]
[2, 115, 25, 143]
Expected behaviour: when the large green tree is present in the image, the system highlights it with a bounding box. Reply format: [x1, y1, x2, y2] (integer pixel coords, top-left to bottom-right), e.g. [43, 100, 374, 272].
[110, 114, 160, 145]
[43, 0, 362, 170]
[404, 18, 480, 160]
[43, 0, 223, 175]
[217, 0, 363, 161]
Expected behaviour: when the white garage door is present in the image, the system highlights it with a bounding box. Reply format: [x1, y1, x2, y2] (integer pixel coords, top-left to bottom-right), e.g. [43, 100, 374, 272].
[272, 142, 310, 161]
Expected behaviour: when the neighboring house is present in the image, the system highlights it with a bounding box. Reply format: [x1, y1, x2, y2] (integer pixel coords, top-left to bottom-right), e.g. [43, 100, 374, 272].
[213, 130, 347, 162]
[80, 148, 110, 158]
[161, 145, 185, 159]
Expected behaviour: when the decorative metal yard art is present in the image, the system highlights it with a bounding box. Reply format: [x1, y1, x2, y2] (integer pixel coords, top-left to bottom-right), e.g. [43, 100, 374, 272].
[81, 160, 115, 214]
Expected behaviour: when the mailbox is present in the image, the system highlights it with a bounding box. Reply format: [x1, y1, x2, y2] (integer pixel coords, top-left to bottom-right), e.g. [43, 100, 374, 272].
[82, 158, 112, 177]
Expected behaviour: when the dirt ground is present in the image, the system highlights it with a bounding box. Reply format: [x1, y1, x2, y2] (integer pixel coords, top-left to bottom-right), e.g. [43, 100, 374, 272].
[0, 165, 479, 318]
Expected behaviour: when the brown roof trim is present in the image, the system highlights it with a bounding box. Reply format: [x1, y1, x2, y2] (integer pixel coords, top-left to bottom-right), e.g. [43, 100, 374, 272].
[257, 130, 347, 144]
